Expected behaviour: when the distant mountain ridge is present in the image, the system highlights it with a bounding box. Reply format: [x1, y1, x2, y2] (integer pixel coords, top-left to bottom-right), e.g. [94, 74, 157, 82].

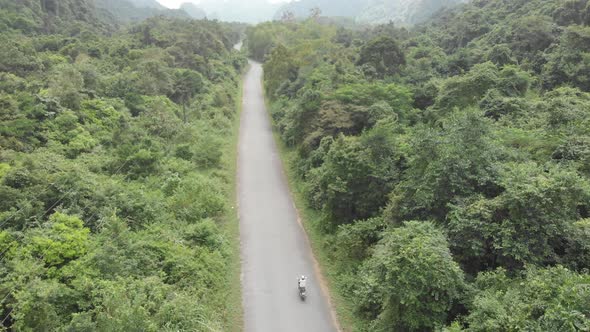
[358, 0, 468, 25]
[275, 0, 468, 25]
[94, 0, 190, 23]
[180, 3, 207, 19]
[183, 0, 281, 23]
[93, 0, 467, 25]
[126, 0, 166, 9]
[274, 0, 367, 19]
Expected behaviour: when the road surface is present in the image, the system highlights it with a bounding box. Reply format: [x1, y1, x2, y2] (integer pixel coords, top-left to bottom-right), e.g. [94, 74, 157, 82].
[238, 60, 339, 332]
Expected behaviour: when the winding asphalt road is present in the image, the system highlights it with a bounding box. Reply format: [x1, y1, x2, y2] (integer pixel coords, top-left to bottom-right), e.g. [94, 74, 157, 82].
[238, 60, 339, 332]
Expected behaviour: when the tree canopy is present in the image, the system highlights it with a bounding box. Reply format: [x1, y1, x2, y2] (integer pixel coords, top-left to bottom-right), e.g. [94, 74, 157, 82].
[248, 0, 590, 329]
[0, 1, 246, 330]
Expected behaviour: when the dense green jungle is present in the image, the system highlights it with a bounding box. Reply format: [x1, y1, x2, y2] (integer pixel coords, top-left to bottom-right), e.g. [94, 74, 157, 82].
[1, 0, 590, 330]
[0, 0, 247, 330]
[247, 0, 590, 330]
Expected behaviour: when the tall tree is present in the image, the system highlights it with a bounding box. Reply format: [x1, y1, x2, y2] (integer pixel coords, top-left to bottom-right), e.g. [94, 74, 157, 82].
[357, 36, 405, 78]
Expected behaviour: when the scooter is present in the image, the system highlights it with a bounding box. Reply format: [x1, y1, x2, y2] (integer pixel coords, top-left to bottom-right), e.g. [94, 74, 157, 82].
[298, 286, 307, 301]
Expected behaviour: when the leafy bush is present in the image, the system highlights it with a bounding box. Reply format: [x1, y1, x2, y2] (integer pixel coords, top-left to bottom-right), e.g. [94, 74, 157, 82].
[355, 221, 465, 331]
[465, 266, 590, 331]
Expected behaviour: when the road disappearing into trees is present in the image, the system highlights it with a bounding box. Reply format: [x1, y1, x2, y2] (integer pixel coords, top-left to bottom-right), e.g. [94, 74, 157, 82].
[238, 61, 339, 332]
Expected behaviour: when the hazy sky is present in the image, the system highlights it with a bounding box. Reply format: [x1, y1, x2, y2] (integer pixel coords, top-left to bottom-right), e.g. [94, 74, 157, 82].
[156, 0, 291, 9]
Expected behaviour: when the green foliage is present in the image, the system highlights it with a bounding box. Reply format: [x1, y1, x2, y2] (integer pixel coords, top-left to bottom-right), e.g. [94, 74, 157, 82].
[388, 109, 501, 222]
[191, 133, 223, 168]
[263, 44, 298, 98]
[436, 62, 499, 110]
[355, 221, 465, 331]
[544, 87, 590, 130]
[510, 15, 555, 57]
[169, 175, 226, 223]
[543, 41, 590, 91]
[170, 69, 204, 106]
[246, 20, 337, 64]
[333, 82, 412, 111]
[47, 64, 85, 110]
[0, 163, 11, 179]
[245, 22, 286, 61]
[464, 266, 590, 331]
[29, 212, 90, 266]
[251, 1, 590, 328]
[448, 163, 590, 272]
[0, 3, 245, 329]
[357, 36, 405, 78]
[95, 0, 191, 24]
[306, 123, 403, 225]
[134, 60, 173, 96]
[0, 35, 42, 74]
[331, 217, 386, 268]
[139, 96, 183, 139]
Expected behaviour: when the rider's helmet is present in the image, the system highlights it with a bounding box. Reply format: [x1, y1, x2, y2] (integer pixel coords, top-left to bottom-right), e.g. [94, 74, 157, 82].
[301, 275, 306, 280]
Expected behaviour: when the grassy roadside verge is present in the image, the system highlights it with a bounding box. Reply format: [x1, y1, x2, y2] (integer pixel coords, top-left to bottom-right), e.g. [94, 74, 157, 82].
[263, 98, 357, 332]
[220, 63, 248, 332]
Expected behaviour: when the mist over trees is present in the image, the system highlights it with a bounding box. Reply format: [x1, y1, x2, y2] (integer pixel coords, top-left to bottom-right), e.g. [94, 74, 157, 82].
[275, 0, 468, 25]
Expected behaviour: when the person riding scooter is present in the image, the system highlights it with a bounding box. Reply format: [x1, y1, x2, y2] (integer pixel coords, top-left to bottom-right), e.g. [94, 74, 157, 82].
[298, 275, 307, 292]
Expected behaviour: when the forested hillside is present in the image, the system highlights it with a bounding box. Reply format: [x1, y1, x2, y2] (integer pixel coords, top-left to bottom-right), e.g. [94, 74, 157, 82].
[196, 0, 281, 23]
[357, 0, 468, 25]
[0, 1, 246, 330]
[0, 0, 113, 33]
[275, 0, 466, 25]
[274, 0, 366, 21]
[95, 0, 191, 24]
[180, 3, 207, 20]
[126, 0, 165, 9]
[248, 0, 590, 330]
